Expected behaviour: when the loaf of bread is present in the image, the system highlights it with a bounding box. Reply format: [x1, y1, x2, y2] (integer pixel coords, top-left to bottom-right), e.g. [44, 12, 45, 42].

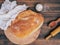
[4, 10, 44, 44]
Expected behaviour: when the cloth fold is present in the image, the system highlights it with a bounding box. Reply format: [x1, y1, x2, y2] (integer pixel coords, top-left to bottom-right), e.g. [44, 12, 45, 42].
[0, 0, 28, 30]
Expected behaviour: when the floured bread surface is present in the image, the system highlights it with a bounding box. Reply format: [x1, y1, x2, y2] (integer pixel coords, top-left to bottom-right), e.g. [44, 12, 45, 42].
[5, 10, 44, 38]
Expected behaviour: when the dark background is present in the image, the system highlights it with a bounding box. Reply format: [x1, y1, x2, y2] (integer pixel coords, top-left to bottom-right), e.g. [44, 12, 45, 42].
[0, 0, 60, 45]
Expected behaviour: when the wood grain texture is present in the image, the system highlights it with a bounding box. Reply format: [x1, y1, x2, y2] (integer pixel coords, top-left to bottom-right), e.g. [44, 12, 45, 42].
[16, 0, 60, 3]
[0, 0, 60, 45]
[29, 39, 60, 45]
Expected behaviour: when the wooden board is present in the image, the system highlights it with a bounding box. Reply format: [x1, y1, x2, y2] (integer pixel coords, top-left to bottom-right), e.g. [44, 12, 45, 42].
[0, 0, 60, 45]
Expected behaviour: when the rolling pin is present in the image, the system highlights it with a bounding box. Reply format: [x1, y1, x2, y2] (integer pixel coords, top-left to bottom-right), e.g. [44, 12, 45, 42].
[46, 26, 60, 40]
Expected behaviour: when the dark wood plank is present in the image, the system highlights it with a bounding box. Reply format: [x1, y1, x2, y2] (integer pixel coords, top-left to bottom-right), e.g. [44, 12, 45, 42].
[29, 39, 60, 45]
[0, 0, 60, 45]
[16, 0, 60, 3]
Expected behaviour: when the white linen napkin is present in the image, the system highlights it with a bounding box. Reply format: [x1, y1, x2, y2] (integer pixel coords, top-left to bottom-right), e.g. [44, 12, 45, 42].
[0, 0, 28, 30]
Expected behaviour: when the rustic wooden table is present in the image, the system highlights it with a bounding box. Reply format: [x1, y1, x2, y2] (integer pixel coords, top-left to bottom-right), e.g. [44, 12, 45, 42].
[0, 0, 60, 45]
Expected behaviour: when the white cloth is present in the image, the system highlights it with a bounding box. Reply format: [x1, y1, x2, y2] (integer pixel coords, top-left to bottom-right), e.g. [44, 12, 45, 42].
[0, 0, 28, 30]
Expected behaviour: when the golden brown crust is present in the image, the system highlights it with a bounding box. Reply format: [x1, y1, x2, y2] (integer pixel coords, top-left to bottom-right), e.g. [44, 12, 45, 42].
[9, 10, 44, 38]
[4, 28, 40, 44]
[4, 10, 44, 44]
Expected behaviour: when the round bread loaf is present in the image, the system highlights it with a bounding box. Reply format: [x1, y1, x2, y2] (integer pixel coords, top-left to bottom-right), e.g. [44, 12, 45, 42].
[4, 10, 44, 44]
